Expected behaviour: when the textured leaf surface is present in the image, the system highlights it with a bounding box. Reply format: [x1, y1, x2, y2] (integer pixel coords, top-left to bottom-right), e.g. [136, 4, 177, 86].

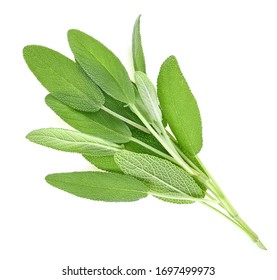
[135, 71, 162, 124]
[114, 151, 204, 200]
[46, 172, 148, 202]
[68, 29, 135, 104]
[23, 45, 104, 112]
[45, 95, 132, 143]
[157, 56, 203, 155]
[26, 128, 121, 156]
[132, 15, 146, 73]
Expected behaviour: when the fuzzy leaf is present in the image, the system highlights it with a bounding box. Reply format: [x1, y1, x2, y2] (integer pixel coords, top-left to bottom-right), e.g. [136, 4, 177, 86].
[135, 71, 162, 124]
[132, 15, 146, 73]
[23, 45, 104, 112]
[46, 172, 148, 202]
[68, 29, 135, 104]
[157, 56, 203, 155]
[45, 95, 132, 143]
[114, 151, 204, 203]
[26, 128, 122, 156]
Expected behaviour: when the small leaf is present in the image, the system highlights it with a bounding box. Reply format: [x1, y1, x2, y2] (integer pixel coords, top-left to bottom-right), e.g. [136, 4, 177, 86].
[114, 151, 204, 203]
[157, 56, 203, 155]
[132, 15, 146, 73]
[26, 128, 122, 156]
[83, 155, 122, 173]
[45, 95, 132, 143]
[68, 29, 135, 104]
[23, 45, 104, 112]
[46, 172, 148, 202]
[135, 71, 162, 124]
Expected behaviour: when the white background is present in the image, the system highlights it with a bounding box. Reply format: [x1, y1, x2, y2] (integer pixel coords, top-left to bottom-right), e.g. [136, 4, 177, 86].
[1, 0, 277, 279]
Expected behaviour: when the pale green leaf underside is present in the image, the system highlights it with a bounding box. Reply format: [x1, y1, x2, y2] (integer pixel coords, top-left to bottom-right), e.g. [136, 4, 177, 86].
[45, 95, 132, 143]
[135, 71, 162, 124]
[68, 29, 135, 104]
[46, 172, 148, 202]
[157, 56, 203, 155]
[26, 128, 122, 156]
[23, 45, 104, 112]
[132, 15, 146, 73]
[114, 151, 204, 200]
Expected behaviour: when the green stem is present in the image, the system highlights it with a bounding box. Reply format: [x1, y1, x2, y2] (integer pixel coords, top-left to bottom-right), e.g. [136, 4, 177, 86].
[130, 137, 176, 163]
[102, 105, 149, 133]
[196, 155, 266, 250]
[200, 202, 244, 231]
[150, 192, 219, 204]
[130, 104, 198, 176]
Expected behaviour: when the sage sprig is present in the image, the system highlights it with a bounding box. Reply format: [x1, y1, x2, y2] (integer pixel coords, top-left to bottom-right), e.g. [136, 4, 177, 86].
[23, 16, 266, 250]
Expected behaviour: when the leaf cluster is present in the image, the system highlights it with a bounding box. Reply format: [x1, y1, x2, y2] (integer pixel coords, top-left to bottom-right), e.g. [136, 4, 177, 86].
[24, 16, 204, 204]
[23, 16, 266, 250]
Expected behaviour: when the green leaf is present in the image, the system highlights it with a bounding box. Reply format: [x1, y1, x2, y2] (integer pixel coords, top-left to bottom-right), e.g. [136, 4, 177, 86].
[84, 128, 168, 173]
[83, 155, 122, 173]
[157, 56, 203, 155]
[45, 95, 132, 143]
[132, 15, 146, 73]
[104, 93, 142, 125]
[114, 151, 204, 203]
[146, 184, 202, 204]
[46, 172, 148, 202]
[26, 128, 122, 156]
[128, 127, 167, 154]
[135, 71, 162, 124]
[68, 29, 135, 104]
[23, 45, 104, 112]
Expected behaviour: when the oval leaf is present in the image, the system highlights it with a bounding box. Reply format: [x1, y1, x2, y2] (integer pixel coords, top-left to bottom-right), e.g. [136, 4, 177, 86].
[46, 172, 148, 202]
[68, 29, 135, 104]
[132, 15, 146, 73]
[135, 71, 162, 124]
[157, 56, 203, 155]
[26, 128, 122, 156]
[45, 95, 132, 143]
[114, 151, 204, 201]
[23, 45, 104, 112]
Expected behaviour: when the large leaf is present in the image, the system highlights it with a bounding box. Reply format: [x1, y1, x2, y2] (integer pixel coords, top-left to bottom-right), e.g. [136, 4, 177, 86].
[114, 151, 204, 203]
[45, 95, 132, 143]
[46, 172, 148, 202]
[23, 45, 104, 112]
[68, 29, 135, 104]
[26, 128, 122, 156]
[157, 56, 203, 155]
[132, 15, 146, 73]
[135, 71, 162, 124]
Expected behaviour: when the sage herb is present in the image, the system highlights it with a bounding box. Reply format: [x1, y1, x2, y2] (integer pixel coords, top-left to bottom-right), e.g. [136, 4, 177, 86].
[23, 16, 266, 250]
